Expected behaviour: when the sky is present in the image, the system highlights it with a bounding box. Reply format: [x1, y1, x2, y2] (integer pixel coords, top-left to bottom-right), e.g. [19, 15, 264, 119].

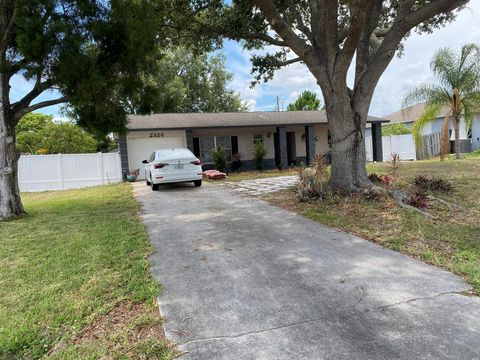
[10, 2, 480, 118]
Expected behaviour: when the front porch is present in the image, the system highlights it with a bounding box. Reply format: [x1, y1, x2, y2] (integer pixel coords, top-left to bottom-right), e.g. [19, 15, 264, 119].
[187, 122, 385, 172]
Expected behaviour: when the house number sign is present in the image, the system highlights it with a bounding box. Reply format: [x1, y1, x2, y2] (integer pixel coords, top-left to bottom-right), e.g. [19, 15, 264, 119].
[149, 133, 165, 138]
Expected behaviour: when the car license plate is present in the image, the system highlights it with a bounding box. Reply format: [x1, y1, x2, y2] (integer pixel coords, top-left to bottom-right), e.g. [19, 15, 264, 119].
[174, 164, 184, 170]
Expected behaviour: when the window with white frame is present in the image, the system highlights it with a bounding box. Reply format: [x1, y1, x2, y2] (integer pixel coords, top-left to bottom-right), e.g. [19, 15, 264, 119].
[253, 134, 263, 145]
[198, 136, 232, 163]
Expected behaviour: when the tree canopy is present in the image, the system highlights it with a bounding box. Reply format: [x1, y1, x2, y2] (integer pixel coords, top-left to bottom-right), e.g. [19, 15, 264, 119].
[404, 43, 480, 159]
[16, 113, 97, 154]
[287, 91, 322, 111]
[127, 47, 247, 114]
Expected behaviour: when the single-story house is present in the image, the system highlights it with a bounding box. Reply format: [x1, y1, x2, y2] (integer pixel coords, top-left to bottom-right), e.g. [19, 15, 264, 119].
[120, 111, 388, 179]
[384, 103, 480, 152]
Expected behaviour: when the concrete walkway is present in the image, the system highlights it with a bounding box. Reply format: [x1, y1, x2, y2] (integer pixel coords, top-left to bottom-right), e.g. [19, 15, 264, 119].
[133, 182, 480, 360]
[221, 175, 298, 196]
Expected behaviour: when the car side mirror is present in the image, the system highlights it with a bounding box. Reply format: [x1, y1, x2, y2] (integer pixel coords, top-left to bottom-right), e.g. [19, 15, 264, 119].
[142, 160, 148, 164]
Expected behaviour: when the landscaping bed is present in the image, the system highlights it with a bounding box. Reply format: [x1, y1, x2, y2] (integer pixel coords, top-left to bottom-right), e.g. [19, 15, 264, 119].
[263, 157, 480, 294]
[0, 184, 176, 359]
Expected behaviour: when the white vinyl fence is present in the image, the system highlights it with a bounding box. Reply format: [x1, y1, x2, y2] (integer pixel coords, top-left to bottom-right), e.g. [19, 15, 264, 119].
[366, 134, 417, 162]
[18, 153, 122, 192]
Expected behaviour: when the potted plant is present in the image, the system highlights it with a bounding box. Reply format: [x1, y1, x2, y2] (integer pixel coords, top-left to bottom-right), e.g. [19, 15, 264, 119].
[126, 169, 139, 182]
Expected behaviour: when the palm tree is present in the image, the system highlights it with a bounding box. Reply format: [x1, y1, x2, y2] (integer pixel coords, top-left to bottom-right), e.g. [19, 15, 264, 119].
[403, 44, 480, 160]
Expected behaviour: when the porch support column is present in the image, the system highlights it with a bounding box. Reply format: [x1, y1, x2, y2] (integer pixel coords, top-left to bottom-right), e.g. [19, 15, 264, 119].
[277, 126, 288, 169]
[186, 129, 194, 152]
[119, 134, 129, 181]
[371, 123, 383, 162]
[305, 125, 316, 165]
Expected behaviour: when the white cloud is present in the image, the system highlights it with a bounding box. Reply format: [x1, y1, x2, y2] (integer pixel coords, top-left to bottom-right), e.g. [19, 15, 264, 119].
[225, 3, 480, 116]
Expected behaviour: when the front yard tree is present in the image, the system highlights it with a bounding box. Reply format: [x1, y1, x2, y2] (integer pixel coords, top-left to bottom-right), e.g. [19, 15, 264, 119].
[404, 44, 480, 160]
[0, 0, 169, 220]
[199, 0, 468, 191]
[287, 91, 322, 111]
[129, 47, 248, 114]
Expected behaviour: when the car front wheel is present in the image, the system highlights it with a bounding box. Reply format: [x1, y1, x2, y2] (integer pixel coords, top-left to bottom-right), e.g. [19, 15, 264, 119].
[194, 180, 202, 187]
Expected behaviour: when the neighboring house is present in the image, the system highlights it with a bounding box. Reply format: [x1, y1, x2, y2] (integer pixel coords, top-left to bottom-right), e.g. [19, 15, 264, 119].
[120, 111, 387, 179]
[383, 102, 480, 152]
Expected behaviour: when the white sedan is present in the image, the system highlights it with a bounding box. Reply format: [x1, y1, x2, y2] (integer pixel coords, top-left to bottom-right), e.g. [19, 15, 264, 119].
[142, 148, 203, 190]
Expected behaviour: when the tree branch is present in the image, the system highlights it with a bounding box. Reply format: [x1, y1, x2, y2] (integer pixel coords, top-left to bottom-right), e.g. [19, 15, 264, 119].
[14, 97, 68, 122]
[279, 57, 302, 66]
[243, 33, 287, 47]
[360, 0, 467, 97]
[286, 1, 312, 41]
[253, 0, 312, 60]
[11, 76, 55, 114]
[337, 0, 372, 72]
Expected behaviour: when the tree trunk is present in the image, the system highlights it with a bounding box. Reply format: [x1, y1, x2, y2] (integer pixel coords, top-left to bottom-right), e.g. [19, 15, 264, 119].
[453, 115, 461, 160]
[324, 89, 371, 191]
[0, 110, 24, 220]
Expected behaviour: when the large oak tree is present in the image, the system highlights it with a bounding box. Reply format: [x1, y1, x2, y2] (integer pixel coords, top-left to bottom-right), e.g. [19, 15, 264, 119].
[196, 0, 469, 191]
[0, 0, 192, 220]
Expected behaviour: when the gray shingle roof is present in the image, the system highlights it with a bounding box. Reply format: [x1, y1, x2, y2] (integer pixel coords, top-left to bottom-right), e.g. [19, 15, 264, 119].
[127, 111, 387, 130]
[384, 103, 450, 124]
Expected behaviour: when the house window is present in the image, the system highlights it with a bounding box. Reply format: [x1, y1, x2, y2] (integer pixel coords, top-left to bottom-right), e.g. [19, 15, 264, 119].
[253, 134, 263, 145]
[198, 136, 232, 163]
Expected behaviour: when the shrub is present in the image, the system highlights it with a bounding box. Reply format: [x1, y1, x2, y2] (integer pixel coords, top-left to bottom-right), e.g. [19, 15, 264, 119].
[368, 173, 382, 183]
[406, 190, 429, 209]
[296, 185, 324, 203]
[413, 175, 453, 193]
[212, 146, 227, 172]
[381, 175, 394, 185]
[389, 153, 401, 180]
[382, 123, 412, 136]
[253, 141, 267, 170]
[361, 188, 384, 201]
[295, 156, 330, 203]
[296, 168, 323, 202]
[312, 155, 329, 187]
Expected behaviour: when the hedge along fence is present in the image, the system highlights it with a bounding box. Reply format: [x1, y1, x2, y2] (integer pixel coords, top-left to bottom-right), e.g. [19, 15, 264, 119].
[18, 152, 122, 192]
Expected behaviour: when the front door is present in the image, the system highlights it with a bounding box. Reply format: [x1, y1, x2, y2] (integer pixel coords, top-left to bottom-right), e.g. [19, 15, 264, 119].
[274, 132, 281, 168]
[286, 132, 296, 166]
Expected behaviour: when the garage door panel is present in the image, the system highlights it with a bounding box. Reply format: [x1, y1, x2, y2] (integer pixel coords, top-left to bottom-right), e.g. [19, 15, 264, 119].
[128, 137, 185, 180]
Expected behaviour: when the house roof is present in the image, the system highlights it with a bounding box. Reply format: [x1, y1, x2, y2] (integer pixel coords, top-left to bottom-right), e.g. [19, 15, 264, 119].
[126, 110, 388, 130]
[384, 103, 450, 124]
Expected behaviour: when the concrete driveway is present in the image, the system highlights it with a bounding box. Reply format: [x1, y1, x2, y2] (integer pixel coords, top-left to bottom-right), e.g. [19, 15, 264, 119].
[132, 182, 480, 360]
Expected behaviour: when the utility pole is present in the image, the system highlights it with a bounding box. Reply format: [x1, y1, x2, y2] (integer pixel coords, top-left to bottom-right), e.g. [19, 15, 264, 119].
[275, 96, 287, 111]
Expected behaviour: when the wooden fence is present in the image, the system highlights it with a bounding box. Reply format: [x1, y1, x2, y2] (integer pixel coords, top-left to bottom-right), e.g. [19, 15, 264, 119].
[416, 133, 441, 160]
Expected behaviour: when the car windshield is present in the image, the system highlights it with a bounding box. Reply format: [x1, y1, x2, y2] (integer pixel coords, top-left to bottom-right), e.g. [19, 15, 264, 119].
[156, 149, 195, 161]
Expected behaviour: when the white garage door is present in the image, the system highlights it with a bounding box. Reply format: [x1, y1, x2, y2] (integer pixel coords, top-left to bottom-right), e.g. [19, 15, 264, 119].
[128, 137, 185, 179]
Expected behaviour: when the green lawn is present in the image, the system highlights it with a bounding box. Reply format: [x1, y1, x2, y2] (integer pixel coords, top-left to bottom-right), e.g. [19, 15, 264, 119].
[264, 157, 480, 294]
[0, 184, 176, 359]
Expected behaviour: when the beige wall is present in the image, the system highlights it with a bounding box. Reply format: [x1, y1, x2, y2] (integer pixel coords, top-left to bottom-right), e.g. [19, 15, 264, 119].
[192, 127, 276, 161]
[315, 124, 331, 155]
[126, 130, 186, 142]
[125, 125, 331, 164]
